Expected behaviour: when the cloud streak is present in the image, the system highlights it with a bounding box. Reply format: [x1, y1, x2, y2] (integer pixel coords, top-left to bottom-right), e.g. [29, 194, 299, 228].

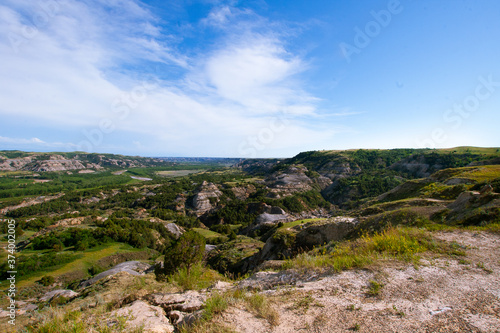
[0, 0, 341, 157]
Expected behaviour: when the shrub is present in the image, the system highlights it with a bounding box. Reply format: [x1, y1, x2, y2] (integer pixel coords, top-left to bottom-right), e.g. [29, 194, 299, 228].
[271, 229, 296, 248]
[38, 275, 55, 286]
[162, 230, 206, 276]
[167, 263, 224, 291]
[203, 292, 229, 321]
[367, 280, 383, 296]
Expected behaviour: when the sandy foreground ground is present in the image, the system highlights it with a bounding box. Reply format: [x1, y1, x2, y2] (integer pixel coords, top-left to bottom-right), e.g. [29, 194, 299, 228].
[220, 231, 500, 333]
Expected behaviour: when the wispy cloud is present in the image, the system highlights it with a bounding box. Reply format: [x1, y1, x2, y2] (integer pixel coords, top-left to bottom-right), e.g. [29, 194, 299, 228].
[0, 0, 336, 157]
[0, 136, 46, 145]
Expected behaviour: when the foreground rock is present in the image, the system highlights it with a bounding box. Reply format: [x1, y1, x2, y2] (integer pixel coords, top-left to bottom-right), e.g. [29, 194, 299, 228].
[144, 290, 206, 313]
[109, 300, 174, 333]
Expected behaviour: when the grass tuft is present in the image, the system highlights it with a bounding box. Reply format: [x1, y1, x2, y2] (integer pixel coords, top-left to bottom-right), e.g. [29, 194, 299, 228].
[168, 263, 227, 291]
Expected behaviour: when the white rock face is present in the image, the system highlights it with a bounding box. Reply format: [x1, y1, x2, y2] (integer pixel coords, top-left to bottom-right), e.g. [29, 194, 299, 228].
[111, 300, 174, 333]
[192, 181, 222, 214]
[165, 222, 184, 239]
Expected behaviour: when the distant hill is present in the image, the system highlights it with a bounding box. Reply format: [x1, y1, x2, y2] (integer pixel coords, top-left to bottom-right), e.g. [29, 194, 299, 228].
[239, 147, 500, 208]
[0, 151, 167, 172]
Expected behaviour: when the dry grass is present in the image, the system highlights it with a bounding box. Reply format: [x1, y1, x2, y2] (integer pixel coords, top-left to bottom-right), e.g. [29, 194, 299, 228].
[283, 227, 465, 272]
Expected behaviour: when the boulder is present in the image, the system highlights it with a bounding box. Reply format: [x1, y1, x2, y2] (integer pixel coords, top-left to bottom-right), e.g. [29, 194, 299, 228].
[205, 244, 217, 253]
[165, 223, 184, 239]
[254, 213, 289, 225]
[448, 191, 475, 212]
[177, 310, 203, 328]
[40, 289, 79, 302]
[295, 217, 359, 247]
[110, 300, 174, 333]
[209, 281, 233, 291]
[144, 290, 206, 313]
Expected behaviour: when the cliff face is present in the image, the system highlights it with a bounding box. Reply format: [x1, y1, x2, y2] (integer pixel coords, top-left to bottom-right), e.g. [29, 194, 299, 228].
[191, 181, 223, 215]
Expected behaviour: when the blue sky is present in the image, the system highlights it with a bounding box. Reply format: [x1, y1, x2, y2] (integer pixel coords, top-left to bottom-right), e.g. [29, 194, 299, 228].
[0, 0, 499, 157]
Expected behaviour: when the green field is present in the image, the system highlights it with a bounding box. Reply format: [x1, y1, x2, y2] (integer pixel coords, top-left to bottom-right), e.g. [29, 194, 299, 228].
[156, 170, 203, 177]
[277, 218, 327, 231]
[192, 228, 223, 240]
[13, 242, 141, 289]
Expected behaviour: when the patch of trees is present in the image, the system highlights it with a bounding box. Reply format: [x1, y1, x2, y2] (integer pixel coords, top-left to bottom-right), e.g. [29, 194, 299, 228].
[6, 199, 73, 218]
[0, 171, 132, 199]
[95, 218, 175, 252]
[326, 173, 403, 208]
[31, 228, 111, 251]
[266, 191, 331, 213]
[213, 200, 258, 226]
[0, 252, 81, 279]
[99, 191, 143, 209]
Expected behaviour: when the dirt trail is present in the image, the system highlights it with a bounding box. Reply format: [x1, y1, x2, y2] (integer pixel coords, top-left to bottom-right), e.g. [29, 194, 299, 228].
[222, 230, 500, 332]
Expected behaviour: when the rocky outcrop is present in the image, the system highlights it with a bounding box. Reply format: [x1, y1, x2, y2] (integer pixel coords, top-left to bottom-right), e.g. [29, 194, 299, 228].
[0, 193, 63, 214]
[251, 203, 289, 225]
[254, 213, 290, 225]
[172, 194, 187, 211]
[316, 157, 361, 179]
[238, 270, 317, 291]
[165, 223, 184, 239]
[253, 217, 359, 265]
[144, 290, 206, 313]
[110, 300, 174, 333]
[79, 261, 152, 288]
[0, 152, 165, 172]
[294, 216, 359, 247]
[191, 181, 222, 215]
[265, 166, 314, 196]
[142, 291, 207, 330]
[231, 184, 257, 200]
[40, 289, 79, 302]
[150, 219, 185, 239]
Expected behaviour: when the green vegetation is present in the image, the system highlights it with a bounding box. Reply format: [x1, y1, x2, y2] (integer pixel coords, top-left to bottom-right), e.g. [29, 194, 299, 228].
[160, 230, 206, 278]
[168, 263, 226, 291]
[1, 147, 500, 331]
[203, 292, 230, 321]
[284, 227, 465, 272]
[207, 236, 264, 275]
[367, 280, 383, 296]
[0, 252, 82, 280]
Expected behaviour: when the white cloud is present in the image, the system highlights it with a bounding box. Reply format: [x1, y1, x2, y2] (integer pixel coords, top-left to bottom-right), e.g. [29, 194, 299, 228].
[0, 0, 336, 157]
[0, 136, 46, 144]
